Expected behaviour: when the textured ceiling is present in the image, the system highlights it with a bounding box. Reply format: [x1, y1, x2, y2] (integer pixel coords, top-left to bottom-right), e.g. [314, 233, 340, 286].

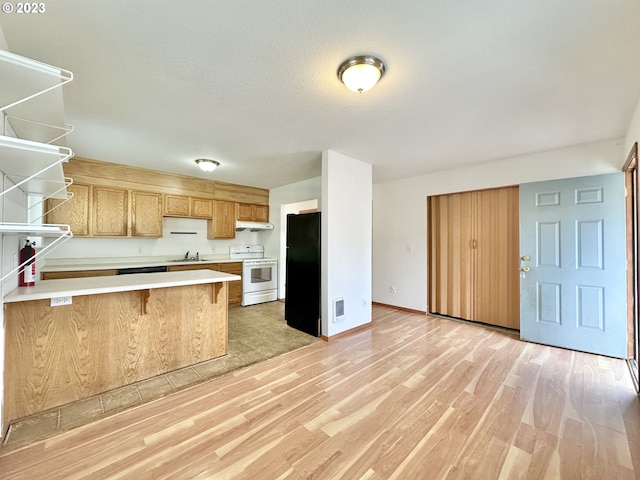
[1, 0, 639, 188]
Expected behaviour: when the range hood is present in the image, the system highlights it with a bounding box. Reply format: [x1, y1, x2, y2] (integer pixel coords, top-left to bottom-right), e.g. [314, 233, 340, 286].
[235, 220, 274, 232]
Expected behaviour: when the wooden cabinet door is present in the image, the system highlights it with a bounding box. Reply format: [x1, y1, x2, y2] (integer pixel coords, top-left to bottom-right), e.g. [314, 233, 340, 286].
[428, 186, 519, 329]
[164, 194, 190, 217]
[218, 262, 243, 304]
[209, 201, 236, 239]
[429, 191, 475, 320]
[237, 203, 269, 222]
[42, 269, 118, 280]
[252, 204, 269, 222]
[168, 264, 219, 272]
[237, 203, 253, 221]
[45, 183, 91, 236]
[190, 197, 213, 218]
[131, 191, 163, 237]
[92, 187, 128, 236]
[474, 187, 520, 329]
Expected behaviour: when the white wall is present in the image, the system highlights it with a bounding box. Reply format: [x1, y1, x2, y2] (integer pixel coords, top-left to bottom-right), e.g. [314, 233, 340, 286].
[43, 217, 265, 261]
[625, 95, 640, 156]
[322, 150, 372, 337]
[265, 176, 322, 258]
[372, 137, 625, 312]
[266, 176, 322, 297]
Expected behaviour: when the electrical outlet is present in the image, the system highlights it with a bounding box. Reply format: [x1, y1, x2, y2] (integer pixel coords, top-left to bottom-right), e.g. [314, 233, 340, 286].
[390, 286, 397, 294]
[51, 296, 72, 307]
[137, 247, 144, 255]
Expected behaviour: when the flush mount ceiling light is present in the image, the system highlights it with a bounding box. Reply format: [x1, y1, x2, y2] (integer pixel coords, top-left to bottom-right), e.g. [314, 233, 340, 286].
[195, 158, 220, 172]
[337, 55, 386, 93]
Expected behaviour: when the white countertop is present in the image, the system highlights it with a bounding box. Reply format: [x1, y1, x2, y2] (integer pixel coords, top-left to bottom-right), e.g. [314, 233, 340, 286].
[4, 270, 241, 303]
[41, 255, 242, 272]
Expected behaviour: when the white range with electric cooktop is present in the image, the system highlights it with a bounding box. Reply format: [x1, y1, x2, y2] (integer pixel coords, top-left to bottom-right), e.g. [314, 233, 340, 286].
[229, 245, 278, 306]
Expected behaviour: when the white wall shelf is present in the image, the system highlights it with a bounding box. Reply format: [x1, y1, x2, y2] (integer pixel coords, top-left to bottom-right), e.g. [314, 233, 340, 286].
[4, 115, 74, 145]
[0, 135, 73, 199]
[0, 48, 75, 286]
[0, 222, 71, 236]
[0, 49, 73, 117]
[0, 224, 72, 284]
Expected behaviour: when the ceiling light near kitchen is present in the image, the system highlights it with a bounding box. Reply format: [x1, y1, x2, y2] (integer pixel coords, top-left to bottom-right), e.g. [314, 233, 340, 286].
[195, 158, 220, 172]
[337, 55, 386, 93]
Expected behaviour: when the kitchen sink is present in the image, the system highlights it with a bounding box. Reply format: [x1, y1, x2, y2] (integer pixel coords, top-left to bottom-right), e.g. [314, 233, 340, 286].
[168, 258, 207, 262]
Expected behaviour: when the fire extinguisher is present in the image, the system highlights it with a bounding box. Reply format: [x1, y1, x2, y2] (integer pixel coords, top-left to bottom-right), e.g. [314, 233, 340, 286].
[19, 240, 36, 287]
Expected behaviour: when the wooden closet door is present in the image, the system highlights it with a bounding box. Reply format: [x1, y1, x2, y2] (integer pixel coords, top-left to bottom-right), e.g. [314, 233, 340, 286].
[428, 191, 475, 320]
[429, 186, 520, 329]
[474, 187, 520, 329]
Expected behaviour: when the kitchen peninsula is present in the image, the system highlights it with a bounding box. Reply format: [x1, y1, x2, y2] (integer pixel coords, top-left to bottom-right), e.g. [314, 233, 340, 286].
[2, 269, 239, 427]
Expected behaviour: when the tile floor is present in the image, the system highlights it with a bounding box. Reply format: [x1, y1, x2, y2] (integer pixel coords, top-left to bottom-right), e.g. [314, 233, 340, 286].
[2, 301, 319, 449]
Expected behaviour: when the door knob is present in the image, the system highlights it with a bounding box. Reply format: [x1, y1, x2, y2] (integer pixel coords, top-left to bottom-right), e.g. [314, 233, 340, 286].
[521, 266, 530, 272]
[521, 255, 530, 261]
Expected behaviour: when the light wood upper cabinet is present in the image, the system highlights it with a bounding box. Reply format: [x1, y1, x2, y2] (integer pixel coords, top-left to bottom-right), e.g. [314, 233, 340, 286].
[253, 204, 269, 222]
[237, 202, 269, 222]
[428, 186, 519, 329]
[237, 203, 253, 221]
[190, 197, 213, 218]
[164, 194, 190, 217]
[45, 183, 91, 236]
[209, 200, 236, 239]
[92, 187, 128, 236]
[164, 194, 213, 219]
[131, 191, 163, 237]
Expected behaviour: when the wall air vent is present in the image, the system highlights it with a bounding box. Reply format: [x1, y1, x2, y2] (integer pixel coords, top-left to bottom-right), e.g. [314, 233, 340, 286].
[333, 298, 345, 323]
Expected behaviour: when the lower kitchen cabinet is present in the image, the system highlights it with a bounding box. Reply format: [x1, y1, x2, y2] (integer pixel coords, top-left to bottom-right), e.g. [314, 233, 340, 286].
[41, 269, 118, 280]
[168, 262, 243, 305]
[217, 262, 243, 305]
[42, 264, 242, 306]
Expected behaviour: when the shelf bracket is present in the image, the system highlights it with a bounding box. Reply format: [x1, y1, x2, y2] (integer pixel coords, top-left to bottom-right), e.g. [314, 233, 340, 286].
[141, 289, 151, 315]
[213, 283, 224, 304]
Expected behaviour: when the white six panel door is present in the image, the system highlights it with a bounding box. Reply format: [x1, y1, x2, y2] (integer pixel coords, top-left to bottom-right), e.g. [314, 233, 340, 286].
[519, 173, 627, 358]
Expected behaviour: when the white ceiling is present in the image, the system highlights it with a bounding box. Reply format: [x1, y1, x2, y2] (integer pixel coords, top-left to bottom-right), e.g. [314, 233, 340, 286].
[1, 0, 639, 189]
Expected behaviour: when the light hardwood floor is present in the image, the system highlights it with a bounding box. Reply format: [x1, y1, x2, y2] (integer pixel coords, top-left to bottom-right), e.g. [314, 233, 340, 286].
[0, 305, 638, 479]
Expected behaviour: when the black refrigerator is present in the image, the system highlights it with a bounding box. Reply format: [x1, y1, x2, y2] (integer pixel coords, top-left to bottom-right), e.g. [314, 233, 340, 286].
[285, 212, 321, 337]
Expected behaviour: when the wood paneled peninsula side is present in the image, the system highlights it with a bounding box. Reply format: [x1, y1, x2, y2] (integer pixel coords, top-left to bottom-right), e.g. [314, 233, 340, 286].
[2, 269, 239, 427]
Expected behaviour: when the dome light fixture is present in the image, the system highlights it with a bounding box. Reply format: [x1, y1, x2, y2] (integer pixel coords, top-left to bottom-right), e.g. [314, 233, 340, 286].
[337, 55, 386, 93]
[195, 158, 220, 172]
